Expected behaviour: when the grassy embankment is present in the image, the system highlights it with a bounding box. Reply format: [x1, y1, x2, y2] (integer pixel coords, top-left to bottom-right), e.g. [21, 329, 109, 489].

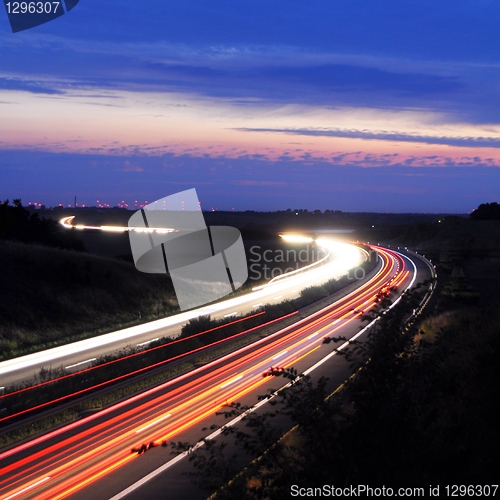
[0, 240, 179, 360]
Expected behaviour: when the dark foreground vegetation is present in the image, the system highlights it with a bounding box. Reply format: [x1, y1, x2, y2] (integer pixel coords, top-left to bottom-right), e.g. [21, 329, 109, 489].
[0, 199, 84, 251]
[161, 211, 500, 497]
[0, 240, 180, 359]
[170, 295, 500, 498]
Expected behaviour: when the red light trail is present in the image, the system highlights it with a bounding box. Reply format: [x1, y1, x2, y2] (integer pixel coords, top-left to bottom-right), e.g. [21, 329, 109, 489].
[0, 247, 413, 500]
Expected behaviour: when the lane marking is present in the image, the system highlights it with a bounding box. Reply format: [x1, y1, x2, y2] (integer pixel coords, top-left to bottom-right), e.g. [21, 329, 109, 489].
[136, 338, 159, 348]
[65, 359, 96, 370]
[223, 312, 237, 318]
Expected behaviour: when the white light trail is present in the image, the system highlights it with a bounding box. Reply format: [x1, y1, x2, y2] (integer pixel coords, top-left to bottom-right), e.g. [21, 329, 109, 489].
[59, 216, 176, 234]
[135, 414, 172, 434]
[136, 339, 159, 348]
[279, 234, 313, 243]
[4, 477, 51, 500]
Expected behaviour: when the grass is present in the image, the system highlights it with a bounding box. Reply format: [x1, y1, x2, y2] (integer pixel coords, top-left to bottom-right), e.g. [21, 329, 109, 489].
[0, 240, 180, 359]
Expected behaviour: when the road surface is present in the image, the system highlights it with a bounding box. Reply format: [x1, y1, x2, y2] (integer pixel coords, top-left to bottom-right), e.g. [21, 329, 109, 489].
[0, 246, 433, 500]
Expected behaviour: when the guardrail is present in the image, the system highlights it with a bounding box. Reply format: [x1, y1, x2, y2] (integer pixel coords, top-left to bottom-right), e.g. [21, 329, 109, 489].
[402, 248, 437, 322]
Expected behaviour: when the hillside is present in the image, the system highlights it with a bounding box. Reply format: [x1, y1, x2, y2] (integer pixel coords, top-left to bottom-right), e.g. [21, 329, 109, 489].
[392, 217, 500, 259]
[0, 240, 178, 359]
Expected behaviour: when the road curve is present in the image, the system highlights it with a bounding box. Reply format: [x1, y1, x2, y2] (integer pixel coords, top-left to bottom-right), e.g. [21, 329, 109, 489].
[0, 246, 424, 500]
[0, 241, 363, 388]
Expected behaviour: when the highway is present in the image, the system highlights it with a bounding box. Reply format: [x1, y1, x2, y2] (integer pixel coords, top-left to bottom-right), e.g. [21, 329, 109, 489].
[0, 246, 428, 500]
[0, 240, 363, 388]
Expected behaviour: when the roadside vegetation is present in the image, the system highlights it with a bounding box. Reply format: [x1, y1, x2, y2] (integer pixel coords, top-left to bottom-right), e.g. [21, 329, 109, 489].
[164, 292, 500, 498]
[160, 209, 500, 497]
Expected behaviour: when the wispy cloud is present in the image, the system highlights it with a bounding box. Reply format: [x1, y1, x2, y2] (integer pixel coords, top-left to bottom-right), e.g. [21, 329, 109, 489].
[2, 1, 500, 213]
[234, 127, 500, 149]
[0, 77, 64, 95]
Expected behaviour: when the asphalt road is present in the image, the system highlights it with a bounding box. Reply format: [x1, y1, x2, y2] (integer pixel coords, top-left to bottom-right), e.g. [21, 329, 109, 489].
[0, 246, 434, 500]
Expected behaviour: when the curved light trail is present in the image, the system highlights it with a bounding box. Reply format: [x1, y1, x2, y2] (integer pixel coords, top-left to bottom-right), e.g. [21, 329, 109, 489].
[0, 238, 363, 387]
[0, 246, 418, 500]
[59, 216, 177, 234]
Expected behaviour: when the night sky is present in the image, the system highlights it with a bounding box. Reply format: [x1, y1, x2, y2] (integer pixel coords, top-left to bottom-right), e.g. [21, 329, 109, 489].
[1, 1, 500, 212]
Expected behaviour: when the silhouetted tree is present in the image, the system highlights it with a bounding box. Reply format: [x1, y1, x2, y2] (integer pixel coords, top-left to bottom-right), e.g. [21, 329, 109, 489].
[0, 199, 84, 250]
[470, 202, 500, 220]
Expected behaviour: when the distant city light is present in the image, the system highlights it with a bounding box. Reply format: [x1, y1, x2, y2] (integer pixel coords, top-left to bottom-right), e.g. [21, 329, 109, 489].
[18, 198, 224, 211]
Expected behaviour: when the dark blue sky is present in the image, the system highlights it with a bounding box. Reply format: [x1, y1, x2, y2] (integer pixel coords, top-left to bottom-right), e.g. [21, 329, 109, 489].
[1, 1, 500, 211]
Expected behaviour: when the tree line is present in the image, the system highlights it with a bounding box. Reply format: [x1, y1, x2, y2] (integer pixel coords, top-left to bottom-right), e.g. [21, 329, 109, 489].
[0, 199, 84, 250]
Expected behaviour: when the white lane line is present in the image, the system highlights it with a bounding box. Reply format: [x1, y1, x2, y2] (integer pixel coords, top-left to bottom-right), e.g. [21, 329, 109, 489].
[307, 333, 319, 340]
[220, 375, 243, 389]
[136, 338, 159, 348]
[65, 358, 96, 370]
[5, 477, 51, 500]
[109, 250, 391, 500]
[135, 414, 172, 434]
[223, 312, 237, 318]
[252, 303, 263, 308]
[272, 351, 288, 360]
[331, 319, 340, 325]
[274, 296, 282, 300]
[109, 290, 388, 500]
